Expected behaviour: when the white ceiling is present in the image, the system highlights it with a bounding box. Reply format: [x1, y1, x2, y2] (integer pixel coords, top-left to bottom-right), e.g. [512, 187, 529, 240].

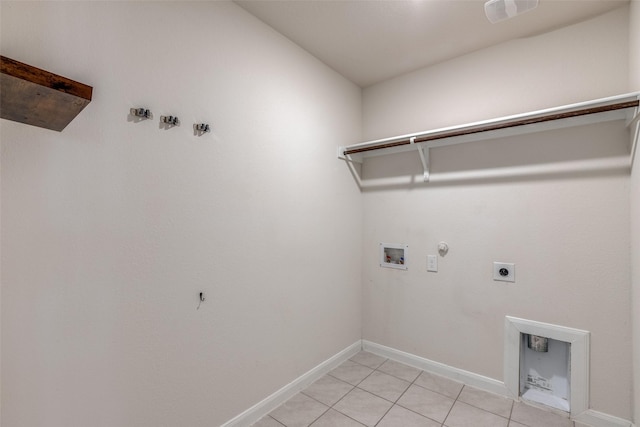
[235, 0, 629, 87]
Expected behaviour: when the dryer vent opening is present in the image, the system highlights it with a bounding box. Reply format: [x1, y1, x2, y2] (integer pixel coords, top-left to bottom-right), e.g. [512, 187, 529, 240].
[504, 316, 589, 417]
[520, 334, 570, 412]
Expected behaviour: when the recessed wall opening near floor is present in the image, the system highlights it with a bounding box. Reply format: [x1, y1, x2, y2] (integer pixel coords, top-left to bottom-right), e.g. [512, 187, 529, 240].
[520, 334, 570, 412]
[504, 316, 590, 417]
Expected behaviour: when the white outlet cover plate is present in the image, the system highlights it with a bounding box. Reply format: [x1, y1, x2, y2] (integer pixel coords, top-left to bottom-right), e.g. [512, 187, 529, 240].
[427, 255, 438, 272]
[493, 262, 515, 282]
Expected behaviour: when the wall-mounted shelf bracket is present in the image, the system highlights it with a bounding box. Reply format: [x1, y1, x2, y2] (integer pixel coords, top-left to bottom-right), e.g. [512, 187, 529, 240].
[411, 137, 430, 182]
[630, 107, 640, 170]
[337, 146, 363, 163]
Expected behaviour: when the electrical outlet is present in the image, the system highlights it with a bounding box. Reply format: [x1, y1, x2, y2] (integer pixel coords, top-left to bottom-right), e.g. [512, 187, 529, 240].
[493, 262, 515, 282]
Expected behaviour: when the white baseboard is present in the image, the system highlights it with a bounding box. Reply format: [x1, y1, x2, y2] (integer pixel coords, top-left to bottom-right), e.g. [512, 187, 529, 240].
[362, 340, 510, 397]
[573, 409, 633, 427]
[220, 340, 361, 427]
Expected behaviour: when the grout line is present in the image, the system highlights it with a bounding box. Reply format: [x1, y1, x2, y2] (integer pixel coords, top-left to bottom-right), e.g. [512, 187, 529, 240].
[331, 408, 368, 427]
[325, 385, 377, 427]
[376, 359, 422, 383]
[372, 404, 393, 426]
[302, 383, 355, 408]
[266, 415, 286, 426]
[440, 386, 459, 427]
[307, 405, 332, 427]
[348, 353, 388, 370]
[454, 385, 464, 400]
[307, 374, 354, 390]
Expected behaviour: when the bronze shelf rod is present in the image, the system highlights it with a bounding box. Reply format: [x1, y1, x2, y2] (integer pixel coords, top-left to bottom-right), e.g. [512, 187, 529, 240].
[343, 100, 639, 156]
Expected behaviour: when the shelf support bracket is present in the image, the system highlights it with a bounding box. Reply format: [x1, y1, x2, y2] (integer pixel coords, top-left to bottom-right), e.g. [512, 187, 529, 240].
[631, 109, 640, 171]
[626, 104, 640, 128]
[411, 137, 430, 182]
[337, 146, 363, 163]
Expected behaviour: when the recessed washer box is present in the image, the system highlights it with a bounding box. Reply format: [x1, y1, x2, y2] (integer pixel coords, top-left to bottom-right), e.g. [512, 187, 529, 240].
[493, 262, 515, 282]
[380, 243, 408, 270]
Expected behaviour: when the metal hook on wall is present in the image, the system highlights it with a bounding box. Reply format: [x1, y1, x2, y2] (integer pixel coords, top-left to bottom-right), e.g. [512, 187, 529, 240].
[194, 123, 211, 136]
[197, 292, 206, 310]
[160, 115, 180, 127]
[130, 107, 153, 119]
[194, 123, 210, 133]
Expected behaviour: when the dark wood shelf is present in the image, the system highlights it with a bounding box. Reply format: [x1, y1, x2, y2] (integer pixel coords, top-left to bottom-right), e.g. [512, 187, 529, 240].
[1, 56, 92, 132]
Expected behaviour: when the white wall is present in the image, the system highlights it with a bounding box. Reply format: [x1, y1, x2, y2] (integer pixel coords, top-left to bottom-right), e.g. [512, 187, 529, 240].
[363, 7, 629, 141]
[629, 1, 640, 424]
[0, 2, 362, 426]
[361, 6, 633, 420]
[631, 0, 640, 92]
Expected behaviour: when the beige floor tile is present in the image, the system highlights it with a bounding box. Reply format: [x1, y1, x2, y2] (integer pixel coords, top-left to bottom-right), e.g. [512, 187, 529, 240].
[349, 351, 387, 369]
[457, 386, 513, 418]
[310, 409, 365, 427]
[302, 375, 354, 406]
[377, 405, 442, 427]
[259, 358, 578, 427]
[414, 371, 464, 399]
[329, 360, 374, 386]
[269, 393, 329, 427]
[377, 359, 422, 382]
[444, 401, 508, 427]
[510, 402, 572, 427]
[357, 370, 411, 402]
[251, 415, 285, 426]
[333, 388, 393, 427]
[396, 384, 455, 423]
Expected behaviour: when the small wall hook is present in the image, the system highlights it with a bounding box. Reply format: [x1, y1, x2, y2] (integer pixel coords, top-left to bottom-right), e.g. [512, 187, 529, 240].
[130, 107, 153, 119]
[194, 123, 211, 133]
[160, 115, 180, 126]
[197, 292, 206, 310]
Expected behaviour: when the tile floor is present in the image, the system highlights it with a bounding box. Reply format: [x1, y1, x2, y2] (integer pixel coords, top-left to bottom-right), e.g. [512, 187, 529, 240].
[252, 351, 578, 427]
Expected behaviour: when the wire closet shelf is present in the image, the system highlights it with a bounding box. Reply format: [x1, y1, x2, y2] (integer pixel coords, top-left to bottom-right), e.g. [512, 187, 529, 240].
[338, 92, 640, 182]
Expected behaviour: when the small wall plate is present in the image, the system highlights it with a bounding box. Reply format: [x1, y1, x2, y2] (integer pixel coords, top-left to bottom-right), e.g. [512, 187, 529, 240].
[427, 255, 438, 272]
[493, 262, 515, 282]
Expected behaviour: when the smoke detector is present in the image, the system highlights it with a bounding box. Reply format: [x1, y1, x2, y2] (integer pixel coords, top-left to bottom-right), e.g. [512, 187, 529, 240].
[484, 0, 539, 23]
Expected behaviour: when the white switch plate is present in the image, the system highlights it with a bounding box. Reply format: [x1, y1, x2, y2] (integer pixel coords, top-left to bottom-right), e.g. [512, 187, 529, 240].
[427, 255, 438, 272]
[493, 262, 515, 282]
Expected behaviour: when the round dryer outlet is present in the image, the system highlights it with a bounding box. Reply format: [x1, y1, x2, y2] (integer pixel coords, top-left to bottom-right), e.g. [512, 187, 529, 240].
[493, 262, 515, 282]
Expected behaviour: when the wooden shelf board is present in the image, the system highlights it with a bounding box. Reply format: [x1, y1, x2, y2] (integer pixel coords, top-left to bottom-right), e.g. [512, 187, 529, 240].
[1, 56, 92, 132]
